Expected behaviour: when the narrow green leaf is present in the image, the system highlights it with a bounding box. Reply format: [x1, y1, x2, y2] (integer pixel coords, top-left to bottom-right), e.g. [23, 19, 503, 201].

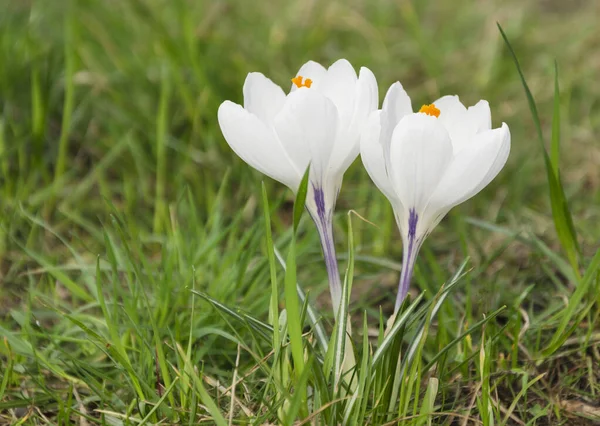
[543, 247, 600, 355]
[31, 66, 45, 160]
[332, 214, 354, 395]
[550, 60, 561, 175]
[284, 237, 306, 393]
[418, 378, 438, 426]
[274, 247, 329, 353]
[153, 62, 171, 233]
[53, 1, 76, 185]
[191, 290, 274, 342]
[497, 22, 580, 275]
[423, 306, 506, 372]
[500, 373, 546, 426]
[262, 182, 280, 347]
[284, 356, 312, 425]
[343, 311, 371, 426]
[138, 377, 180, 426]
[372, 292, 425, 367]
[496, 24, 543, 144]
[293, 165, 310, 234]
[176, 345, 228, 426]
[0, 338, 13, 399]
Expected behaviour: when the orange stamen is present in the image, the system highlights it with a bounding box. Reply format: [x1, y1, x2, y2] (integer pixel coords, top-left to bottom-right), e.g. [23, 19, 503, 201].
[418, 103, 440, 118]
[291, 75, 312, 88]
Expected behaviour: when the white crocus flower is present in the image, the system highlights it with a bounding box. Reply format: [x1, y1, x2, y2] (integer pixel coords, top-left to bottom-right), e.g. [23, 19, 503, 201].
[361, 83, 511, 313]
[218, 59, 378, 310]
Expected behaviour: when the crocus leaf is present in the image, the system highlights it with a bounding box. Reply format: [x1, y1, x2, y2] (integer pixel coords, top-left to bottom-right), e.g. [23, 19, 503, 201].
[497, 23, 580, 276]
[293, 164, 310, 234]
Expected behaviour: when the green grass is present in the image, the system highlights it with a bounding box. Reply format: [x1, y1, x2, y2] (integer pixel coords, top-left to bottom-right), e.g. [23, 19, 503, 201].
[1, 0, 600, 424]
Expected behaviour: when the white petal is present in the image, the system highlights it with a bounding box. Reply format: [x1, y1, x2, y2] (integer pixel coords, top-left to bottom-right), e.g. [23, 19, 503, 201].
[273, 89, 339, 183]
[380, 82, 413, 161]
[218, 101, 299, 189]
[330, 66, 378, 173]
[382, 81, 413, 123]
[290, 60, 327, 92]
[319, 59, 358, 127]
[360, 111, 397, 202]
[353, 67, 379, 126]
[243, 73, 286, 125]
[433, 95, 474, 152]
[466, 100, 491, 133]
[389, 113, 453, 213]
[434, 95, 467, 118]
[426, 123, 510, 216]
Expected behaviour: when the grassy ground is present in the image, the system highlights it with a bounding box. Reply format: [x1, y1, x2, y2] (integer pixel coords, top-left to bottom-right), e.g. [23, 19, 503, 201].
[1, 0, 600, 424]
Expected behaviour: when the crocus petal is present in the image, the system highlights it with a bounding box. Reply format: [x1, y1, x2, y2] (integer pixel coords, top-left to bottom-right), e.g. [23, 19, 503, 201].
[380, 82, 413, 163]
[389, 113, 453, 213]
[434, 95, 477, 153]
[466, 100, 492, 134]
[243, 72, 286, 126]
[273, 89, 339, 183]
[458, 122, 511, 201]
[290, 60, 327, 92]
[330, 66, 378, 173]
[360, 111, 398, 202]
[426, 123, 511, 221]
[350, 66, 379, 135]
[218, 101, 299, 189]
[319, 59, 358, 128]
[382, 82, 413, 124]
[434, 95, 467, 121]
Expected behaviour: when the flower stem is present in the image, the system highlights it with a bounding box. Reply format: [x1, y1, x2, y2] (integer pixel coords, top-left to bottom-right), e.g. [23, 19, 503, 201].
[394, 240, 418, 313]
[394, 208, 420, 313]
[315, 216, 342, 313]
[310, 185, 342, 313]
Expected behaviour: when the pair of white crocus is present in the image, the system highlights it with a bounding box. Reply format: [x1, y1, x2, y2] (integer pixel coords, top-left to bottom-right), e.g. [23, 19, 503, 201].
[218, 59, 510, 314]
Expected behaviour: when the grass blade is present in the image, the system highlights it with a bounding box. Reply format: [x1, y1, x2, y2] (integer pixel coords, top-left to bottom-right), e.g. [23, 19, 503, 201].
[53, 2, 76, 187]
[550, 60, 561, 175]
[176, 344, 228, 426]
[274, 247, 329, 353]
[262, 182, 280, 347]
[543, 247, 600, 355]
[371, 292, 425, 368]
[293, 165, 310, 233]
[332, 214, 355, 396]
[497, 22, 580, 275]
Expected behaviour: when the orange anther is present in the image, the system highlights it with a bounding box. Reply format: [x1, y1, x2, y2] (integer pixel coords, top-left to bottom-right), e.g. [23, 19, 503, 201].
[292, 75, 312, 88]
[418, 103, 440, 118]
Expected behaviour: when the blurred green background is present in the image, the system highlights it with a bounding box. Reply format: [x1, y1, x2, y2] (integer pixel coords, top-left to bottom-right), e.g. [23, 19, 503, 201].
[2, 0, 599, 304]
[1, 0, 599, 423]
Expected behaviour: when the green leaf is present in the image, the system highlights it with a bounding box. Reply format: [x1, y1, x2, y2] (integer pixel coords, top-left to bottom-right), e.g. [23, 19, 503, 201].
[138, 377, 180, 426]
[274, 247, 329, 353]
[332, 214, 355, 396]
[497, 23, 580, 276]
[343, 311, 372, 425]
[417, 378, 439, 426]
[293, 164, 310, 234]
[262, 182, 280, 347]
[284, 356, 312, 425]
[176, 345, 228, 426]
[371, 291, 425, 368]
[550, 60, 561, 175]
[500, 373, 546, 426]
[191, 290, 274, 342]
[283, 236, 307, 414]
[53, 2, 76, 187]
[423, 305, 506, 372]
[543, 247, 600, 356]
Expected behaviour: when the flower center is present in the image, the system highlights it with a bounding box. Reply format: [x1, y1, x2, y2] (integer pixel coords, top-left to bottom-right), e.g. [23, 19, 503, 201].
[418, 103, 440, 118]
[291, 75, 313, 88]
